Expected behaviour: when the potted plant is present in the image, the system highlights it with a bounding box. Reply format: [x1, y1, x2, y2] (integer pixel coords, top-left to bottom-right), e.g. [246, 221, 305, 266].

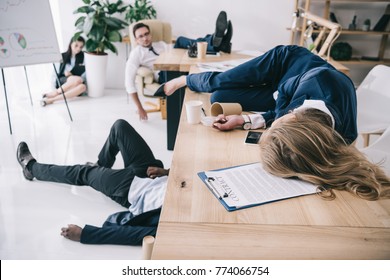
[362, 19, 371, 31]
[125, 0, 157, 23]
[73, 0, 128, 97]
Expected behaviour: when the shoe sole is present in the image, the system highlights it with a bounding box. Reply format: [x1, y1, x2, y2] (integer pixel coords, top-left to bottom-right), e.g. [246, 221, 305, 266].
[213, 11, 228, 47]
[154, 83, 166, 97]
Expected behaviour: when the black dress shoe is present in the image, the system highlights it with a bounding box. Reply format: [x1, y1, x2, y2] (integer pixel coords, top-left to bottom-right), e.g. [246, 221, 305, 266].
[219, 42, 232, 54]
[212, 11, 228, 48]
[217, 20, 233, 53]
[16, 142, 36, 181]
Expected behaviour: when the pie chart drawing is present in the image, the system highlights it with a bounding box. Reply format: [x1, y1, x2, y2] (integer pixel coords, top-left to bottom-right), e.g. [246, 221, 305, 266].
[0, 48, 10, 58]
[9, 33, 27, 51]
[0, 37, 10, 58]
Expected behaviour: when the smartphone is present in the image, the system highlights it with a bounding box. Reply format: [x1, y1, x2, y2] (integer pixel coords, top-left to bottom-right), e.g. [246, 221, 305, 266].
[245, 131, 262, 144]
[206, 50, 218, 55]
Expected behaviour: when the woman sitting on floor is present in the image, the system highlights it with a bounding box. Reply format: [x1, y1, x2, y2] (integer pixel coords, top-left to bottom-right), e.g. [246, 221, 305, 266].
[41, 36, 86, 106]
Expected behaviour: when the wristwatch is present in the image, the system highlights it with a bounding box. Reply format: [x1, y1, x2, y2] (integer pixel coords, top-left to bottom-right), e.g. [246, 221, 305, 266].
[242, 115, 252, 130]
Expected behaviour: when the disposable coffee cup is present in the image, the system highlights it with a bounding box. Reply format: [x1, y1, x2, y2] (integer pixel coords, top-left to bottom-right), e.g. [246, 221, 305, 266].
[185, 100, 203, 124]
[210, 102, 242, 116]
[197, 42, 208, 59]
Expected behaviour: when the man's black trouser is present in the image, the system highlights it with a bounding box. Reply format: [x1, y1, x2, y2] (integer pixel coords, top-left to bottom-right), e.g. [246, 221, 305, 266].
[31, 119, 163, 207]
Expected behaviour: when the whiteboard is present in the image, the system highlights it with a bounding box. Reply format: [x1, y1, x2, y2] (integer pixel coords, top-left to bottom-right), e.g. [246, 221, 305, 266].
[0, 0, 61, 68]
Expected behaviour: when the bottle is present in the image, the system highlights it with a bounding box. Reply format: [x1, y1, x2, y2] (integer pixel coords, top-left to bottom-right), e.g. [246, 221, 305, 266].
[291, 9, 300, 31]
[304, 20, 317, 53]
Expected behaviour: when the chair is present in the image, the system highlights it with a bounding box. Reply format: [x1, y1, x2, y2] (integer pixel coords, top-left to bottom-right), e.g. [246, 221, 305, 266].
[356, 65, 390, 147]
[360, 126, 390, 176]
[129, 19, 172, 118]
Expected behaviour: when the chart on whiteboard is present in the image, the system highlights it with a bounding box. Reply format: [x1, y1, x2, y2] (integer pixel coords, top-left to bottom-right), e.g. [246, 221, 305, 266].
[0, 0, 61, 67]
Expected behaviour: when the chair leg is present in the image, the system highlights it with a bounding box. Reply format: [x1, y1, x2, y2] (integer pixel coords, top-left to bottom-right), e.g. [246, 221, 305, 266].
[144, 100, 161, 113]
[362, 133, 370, 147]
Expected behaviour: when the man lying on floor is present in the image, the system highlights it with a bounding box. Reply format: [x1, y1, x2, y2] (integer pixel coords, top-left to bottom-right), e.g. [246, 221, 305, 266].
[16, 119, 169, 245]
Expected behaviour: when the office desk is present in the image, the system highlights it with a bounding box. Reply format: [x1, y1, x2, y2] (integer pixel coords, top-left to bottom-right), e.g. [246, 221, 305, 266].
[153, 49, 252, 150]
[152, 85, 390, 260]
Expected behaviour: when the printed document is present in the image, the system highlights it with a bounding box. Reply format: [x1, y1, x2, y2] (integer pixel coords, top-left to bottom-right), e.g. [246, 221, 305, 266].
[204, 162, 317, 208]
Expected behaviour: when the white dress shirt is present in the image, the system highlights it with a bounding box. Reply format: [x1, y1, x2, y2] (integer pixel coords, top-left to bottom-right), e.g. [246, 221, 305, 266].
[125, 41, 171, 94]
[127, 176, 168, 216]
[64, 56, 76, 74]
[247, 99, 335, 129]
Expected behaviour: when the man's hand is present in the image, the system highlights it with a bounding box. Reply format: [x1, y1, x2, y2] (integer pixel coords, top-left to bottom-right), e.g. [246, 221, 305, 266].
[212, 114, 245, 131]
[61, 224, 82, 242]
[64, 71, 72, 77]
[137, 107, 148, 121]
[130, 92, 148, 121]
[147, 166, 169, 179]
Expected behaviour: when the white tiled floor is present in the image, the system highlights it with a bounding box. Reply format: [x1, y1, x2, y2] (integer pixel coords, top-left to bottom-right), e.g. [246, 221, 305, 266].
[0, 88, 173, 259]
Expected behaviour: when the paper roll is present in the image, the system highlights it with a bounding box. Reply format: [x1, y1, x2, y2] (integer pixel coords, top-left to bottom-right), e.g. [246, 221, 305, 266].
[210, 102, 242, 116]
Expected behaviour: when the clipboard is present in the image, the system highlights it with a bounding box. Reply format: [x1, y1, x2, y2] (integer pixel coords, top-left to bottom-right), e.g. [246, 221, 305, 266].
[198, 171, 237, 212]
[198, 162, 317, 212]
[197, 163, 261, 212]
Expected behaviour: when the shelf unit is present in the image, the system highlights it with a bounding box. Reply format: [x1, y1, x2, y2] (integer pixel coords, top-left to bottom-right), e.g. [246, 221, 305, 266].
[291, 0, 390, 66]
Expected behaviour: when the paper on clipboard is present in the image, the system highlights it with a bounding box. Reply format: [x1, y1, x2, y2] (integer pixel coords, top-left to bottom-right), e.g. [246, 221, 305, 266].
[200, 162, 317, 210]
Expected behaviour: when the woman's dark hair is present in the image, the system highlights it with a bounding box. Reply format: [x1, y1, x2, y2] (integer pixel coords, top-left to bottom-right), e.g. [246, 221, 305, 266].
[63, 36, 85, 65]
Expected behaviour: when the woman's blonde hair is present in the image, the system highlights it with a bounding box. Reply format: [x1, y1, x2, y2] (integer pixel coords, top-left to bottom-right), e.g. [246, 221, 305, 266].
[259, 111, 390, 200]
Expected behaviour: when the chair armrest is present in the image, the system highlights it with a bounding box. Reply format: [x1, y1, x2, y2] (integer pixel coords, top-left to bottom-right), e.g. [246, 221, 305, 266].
[137, 67, 154, 85]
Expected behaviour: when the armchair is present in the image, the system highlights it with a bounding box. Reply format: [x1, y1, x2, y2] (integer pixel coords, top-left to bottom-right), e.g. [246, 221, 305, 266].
[357, 65, 390, 147]
[129, 20, 172, 118]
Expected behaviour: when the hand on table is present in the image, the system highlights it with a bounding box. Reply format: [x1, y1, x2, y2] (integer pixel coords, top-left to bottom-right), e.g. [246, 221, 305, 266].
[212, 114, 245, 131]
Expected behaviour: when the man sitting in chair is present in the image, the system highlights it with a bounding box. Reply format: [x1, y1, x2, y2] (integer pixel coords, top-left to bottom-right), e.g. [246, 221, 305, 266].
[125, 11, 233, 120]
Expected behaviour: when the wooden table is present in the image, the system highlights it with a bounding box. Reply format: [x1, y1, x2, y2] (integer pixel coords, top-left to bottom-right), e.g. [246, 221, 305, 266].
[151, 83, 390, 260]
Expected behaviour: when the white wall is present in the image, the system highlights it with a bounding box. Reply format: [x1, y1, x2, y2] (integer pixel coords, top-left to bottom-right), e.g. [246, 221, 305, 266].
[56, 0, 293, 90]
[105, 0, 294, 89]
[153, 0, 293, 52]
[3, 0, 387, 96]
[58, 0, 294, 53]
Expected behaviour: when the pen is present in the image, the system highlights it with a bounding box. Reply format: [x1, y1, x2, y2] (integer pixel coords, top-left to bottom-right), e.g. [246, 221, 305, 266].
[201, 107, 207, 116]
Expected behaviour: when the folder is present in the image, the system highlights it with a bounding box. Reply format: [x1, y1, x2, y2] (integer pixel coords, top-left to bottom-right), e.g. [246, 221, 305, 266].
[70, 65, 85, 76]
[198, 162, 317, 212]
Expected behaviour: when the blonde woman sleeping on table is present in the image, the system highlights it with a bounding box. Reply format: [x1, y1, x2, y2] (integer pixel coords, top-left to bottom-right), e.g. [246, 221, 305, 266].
[162, 45, 390, 201]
